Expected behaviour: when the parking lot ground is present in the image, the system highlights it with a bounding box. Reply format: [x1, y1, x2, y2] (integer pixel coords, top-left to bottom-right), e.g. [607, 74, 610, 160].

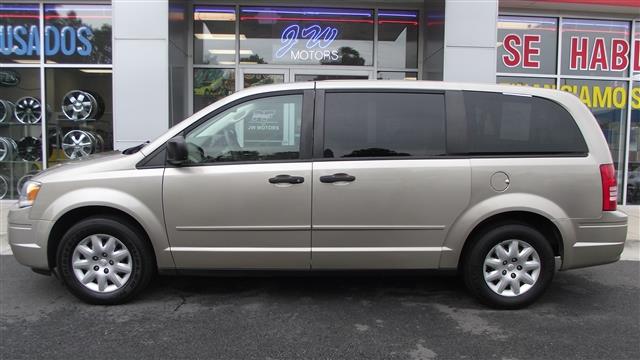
[1, 254, 638, 360]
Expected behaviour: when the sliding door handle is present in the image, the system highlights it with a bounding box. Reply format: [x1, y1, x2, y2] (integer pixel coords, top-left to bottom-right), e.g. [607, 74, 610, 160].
[319, 173, 356, 183]
[269, 174, 305, 184]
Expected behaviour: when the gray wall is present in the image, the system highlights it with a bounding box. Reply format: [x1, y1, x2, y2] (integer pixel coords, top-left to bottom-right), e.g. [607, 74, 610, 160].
[112, 0, 170, 150]
[443, 0, 498, 83]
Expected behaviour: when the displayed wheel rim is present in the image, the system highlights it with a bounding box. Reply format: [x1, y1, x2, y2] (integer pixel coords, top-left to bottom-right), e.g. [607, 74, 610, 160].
[14, 97, 43, 124]
[84, 92, 100, 119]
[62, 130, 95, 159]
[62, 90, 95, 121]
[71, 234, 133, 293]
[0, 137, 16, 161]
[0, 100, 14, 123]
[0, 175, 7, 199]
[17, 136, 41, 162]
[86, 131, 104, 153]
[483, 239, 541, 297]
[17, 173, 36, 196]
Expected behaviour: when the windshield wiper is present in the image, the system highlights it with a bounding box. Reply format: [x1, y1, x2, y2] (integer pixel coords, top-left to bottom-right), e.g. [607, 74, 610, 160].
[122, 141, 150, 155]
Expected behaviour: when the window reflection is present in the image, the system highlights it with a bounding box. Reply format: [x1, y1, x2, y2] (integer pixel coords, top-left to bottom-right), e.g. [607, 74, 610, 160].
[193, 6, 236, 65]
[193, 68, 235, 112]
[378, 10, 418, 69]
[44, 4, 112, 64]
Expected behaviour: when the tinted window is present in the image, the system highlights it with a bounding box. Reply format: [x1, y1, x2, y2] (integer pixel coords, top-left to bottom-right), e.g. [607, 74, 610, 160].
[323, 92, 445, 158]
[185, 94, 302, 164]
[464, 92, 588, 154]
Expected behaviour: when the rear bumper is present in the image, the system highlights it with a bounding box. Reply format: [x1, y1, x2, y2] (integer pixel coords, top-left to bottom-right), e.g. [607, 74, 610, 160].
[558, 211, 628, 270]
[8, 205, 51, 271]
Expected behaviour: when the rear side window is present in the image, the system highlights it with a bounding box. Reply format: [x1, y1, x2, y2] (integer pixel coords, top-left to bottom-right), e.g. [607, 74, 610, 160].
[463, 92, 588, 155]
[323, 92, 445, 158]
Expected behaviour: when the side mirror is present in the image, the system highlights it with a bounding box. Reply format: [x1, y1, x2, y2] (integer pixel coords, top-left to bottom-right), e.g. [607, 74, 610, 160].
[166, 135, 188, 166]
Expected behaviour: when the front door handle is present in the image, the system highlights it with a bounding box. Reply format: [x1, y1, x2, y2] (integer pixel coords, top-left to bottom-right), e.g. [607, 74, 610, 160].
[319, 173, 356, 183]
[269, 174, 305, 184]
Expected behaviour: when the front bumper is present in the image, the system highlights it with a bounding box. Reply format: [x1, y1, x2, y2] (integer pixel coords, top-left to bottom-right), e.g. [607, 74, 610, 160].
[8, 205, 51, 270]
[558, 210, 628, 270]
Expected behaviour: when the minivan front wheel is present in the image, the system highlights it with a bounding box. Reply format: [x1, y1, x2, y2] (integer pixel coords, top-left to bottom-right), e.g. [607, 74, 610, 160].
[57, 216, 154, 304]
[463, 223, 555, 309]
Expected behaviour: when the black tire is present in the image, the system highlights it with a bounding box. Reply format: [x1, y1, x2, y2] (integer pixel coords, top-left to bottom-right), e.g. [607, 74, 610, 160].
[56, 216, 155, 305]
[462, 223, 555, 309]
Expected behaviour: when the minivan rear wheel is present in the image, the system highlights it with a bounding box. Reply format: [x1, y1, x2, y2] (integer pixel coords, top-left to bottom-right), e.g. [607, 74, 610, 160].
[463, 223, 555, 309]
[56, 216, 154, 304]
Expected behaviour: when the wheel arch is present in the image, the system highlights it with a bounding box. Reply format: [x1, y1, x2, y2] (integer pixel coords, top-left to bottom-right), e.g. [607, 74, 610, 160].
[440, 193, 571, 269]
[455, 211, 564, 271]
[47, 206, 157, 270]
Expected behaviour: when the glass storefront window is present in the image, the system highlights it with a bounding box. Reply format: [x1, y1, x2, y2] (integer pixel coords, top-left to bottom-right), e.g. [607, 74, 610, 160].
[377, 71, 417, 80]
[239, 6, 374, 66]
[497, 16, 558, 75]
[378, 10, 418, 69]
[628, 82, 639, 204]
[497, 76, 556, 88]
[560, 78, 628, 198]
[193, 6, 236, 65]
[193, 68, 235, 112]
[560, 19, 631, 78]
[45, 68, 113, 163]
[1, 4, 113, 200]
[243, 73, 285, 88]
[0, 68, 42, 200]
[293, 74, 369, 82]
[0, 4, 41, 64]
[43, 4, 112, 64]
[635, 22, 639, 76]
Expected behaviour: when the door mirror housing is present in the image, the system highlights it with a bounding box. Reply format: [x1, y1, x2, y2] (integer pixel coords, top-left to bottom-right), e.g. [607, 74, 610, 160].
[166, 135, 188, 166]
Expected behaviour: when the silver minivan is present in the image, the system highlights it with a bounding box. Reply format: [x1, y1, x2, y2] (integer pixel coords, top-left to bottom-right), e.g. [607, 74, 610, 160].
[8, 81, 628, 308]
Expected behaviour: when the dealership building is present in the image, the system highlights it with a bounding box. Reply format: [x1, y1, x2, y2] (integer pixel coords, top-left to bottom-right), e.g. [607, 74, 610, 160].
[0, 0, 639, 204]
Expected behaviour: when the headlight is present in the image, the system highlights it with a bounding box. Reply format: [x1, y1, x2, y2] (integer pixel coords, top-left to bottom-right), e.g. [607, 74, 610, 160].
[19, 181, 41, 208]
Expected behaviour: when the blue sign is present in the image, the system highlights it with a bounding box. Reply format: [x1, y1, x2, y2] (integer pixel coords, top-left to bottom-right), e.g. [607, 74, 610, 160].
[0, 25, 93, 57]
[276, 24, 339, 61]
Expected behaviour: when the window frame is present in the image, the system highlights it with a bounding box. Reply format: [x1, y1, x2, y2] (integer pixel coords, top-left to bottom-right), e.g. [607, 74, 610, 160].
[457, 90, 590, 157]
[312, 89, 451, 161]
[142, 89, 315, 169]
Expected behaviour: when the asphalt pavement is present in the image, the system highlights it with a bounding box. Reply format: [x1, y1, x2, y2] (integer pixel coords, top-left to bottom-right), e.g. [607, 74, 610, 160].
[0, 254, 638, 360]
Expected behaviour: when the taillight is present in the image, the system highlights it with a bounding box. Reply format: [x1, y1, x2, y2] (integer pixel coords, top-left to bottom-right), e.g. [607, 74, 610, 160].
[599, 164, 617, 211]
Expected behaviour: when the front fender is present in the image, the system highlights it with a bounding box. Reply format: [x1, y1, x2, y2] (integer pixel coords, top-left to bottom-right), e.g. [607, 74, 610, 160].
[39, 187, 174, 269]
[439, 192, 574, 269]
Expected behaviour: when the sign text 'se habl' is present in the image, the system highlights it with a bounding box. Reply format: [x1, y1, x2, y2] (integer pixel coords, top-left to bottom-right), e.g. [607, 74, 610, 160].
[501, 32, 640, 72]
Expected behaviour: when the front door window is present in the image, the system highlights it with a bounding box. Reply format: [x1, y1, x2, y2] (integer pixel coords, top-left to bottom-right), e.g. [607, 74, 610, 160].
[185, 94, 303, 164]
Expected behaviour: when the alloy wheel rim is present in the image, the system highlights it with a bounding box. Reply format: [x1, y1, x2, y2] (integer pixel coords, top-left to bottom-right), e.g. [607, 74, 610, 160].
[14, 97, 42, 124]
[62, 90, 94, 121]
[0, 176, 7, 199]
[483, 239, 541, 297]
[62, 130, 95, 159]
[0, 138, 9, 161]
[71, 234, 133, 293]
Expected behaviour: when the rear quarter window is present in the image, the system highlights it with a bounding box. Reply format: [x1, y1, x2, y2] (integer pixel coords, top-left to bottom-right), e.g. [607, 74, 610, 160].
[463, 91, 588, 155]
